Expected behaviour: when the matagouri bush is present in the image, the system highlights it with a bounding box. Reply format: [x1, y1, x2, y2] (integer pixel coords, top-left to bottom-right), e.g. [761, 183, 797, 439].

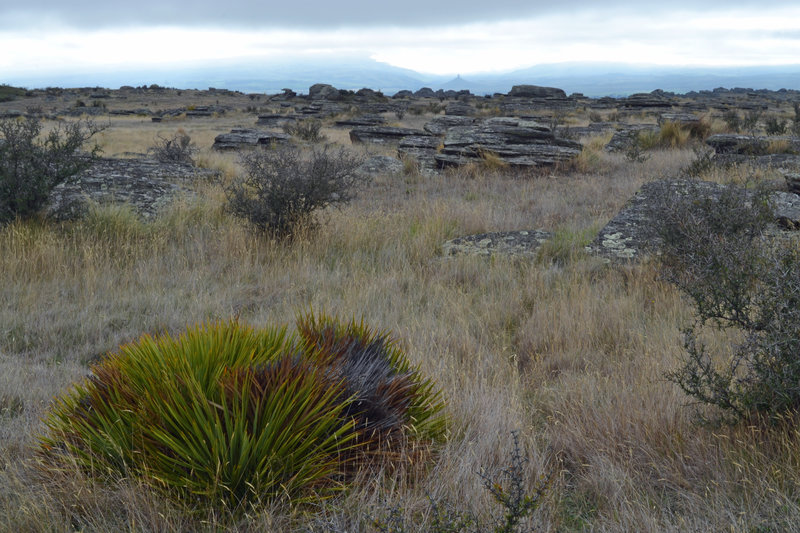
[148, 129, 197, 164]
[40, 312, 446, 514]
[654, 179, 800, 422]
[227, 144, 365, 239]
[0, 117, 100, 224]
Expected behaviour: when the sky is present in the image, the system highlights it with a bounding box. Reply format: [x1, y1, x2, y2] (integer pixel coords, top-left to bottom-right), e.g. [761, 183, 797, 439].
[2, 1, 800, 80]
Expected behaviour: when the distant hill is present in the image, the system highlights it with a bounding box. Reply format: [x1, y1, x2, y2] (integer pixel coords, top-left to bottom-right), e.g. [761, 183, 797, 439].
[4, 57, 800, 97]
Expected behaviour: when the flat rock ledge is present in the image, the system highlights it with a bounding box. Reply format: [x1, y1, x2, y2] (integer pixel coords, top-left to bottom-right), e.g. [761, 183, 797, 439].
[586, 178, 800, 262]
[46, 157, 219, 220]
[442, 230, 553, 258]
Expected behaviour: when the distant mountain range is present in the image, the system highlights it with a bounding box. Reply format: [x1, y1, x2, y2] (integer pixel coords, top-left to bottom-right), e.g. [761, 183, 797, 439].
[5, 57, 800, 97]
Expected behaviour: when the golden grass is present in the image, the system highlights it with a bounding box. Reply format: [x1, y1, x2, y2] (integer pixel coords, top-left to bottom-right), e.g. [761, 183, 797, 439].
[1, 104, 798, 530]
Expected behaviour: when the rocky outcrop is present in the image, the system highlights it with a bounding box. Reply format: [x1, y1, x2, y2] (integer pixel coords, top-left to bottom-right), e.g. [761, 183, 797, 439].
[397, 136, 442, 172]
[334, 114, 386, 127]
[445, 102, 475, 116]
[604, 125, 660, 153]
[355, 155, 404, 177]
[423, 116, 478, 135]
[508, 85, 567, 99]
[706, 134, 800, 156]
[308, 83, 341, 101]
[587, 178, 800, 262]
[212, 128, 290, 150]
[442, 230, 553, 258]
[46, 158, 219, 220]
[349, 126, 431, 145]
[621, 92, 675, 109]
[434, 117, 582, 168]
[256, 114, 297, 127]
[658, 112, 700, 126]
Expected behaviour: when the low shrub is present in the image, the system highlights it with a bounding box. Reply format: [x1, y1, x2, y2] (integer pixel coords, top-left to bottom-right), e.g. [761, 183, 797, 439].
[653, 179, 800, 423]
[147, 129, 196, 164]
[0, 117, 101, 224]
[764, 115, 788, 135]
[226, 144, 365, 239]
[40, 313, 446, 513]
[283, 118, 325, 142]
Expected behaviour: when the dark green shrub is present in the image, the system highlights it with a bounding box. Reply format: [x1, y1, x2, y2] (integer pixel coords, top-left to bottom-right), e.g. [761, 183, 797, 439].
[227, 144, 365, 239]
[40, 314, 446, 513]
[654, 179, 800, 422]
[148, 129, 196, 164]
[0, 117, 100, 224]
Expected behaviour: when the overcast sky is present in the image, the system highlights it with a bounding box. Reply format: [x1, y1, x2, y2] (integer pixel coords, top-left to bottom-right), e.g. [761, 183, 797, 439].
[2, 1, 800, 78]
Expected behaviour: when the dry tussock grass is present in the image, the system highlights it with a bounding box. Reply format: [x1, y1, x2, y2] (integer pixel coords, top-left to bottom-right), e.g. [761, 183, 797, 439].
[1, 114, 798, 531]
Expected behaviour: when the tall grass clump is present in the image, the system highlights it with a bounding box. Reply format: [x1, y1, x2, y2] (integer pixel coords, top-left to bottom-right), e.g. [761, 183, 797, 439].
[39, 314, 446, 514]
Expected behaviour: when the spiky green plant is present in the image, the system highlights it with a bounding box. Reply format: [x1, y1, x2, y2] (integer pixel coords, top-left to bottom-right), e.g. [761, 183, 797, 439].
[40, 321, 359, 511]
[296, 311, 447, 457]
[40, 314, 448, 514]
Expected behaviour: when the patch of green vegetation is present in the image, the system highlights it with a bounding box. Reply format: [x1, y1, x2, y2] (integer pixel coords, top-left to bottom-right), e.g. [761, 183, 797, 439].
[0, 84, 27, 103]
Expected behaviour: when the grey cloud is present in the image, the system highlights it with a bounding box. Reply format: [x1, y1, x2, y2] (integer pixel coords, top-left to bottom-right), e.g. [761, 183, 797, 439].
[3, 0, 798, 30]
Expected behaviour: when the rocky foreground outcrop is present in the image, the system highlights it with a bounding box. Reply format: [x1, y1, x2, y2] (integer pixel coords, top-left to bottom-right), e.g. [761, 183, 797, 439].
[46, 158, 220, 220]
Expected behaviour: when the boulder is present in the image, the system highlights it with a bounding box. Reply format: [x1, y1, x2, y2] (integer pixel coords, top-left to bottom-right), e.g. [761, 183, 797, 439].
[508, 85, 567, 99]
[442, 230, 553, 258]
[349, 126, 431, 145]
[414, 87, 437, 98]
[46, 158, 219, 221]
[308, 83, 341, 101]
[393, 90, 413, 99]
[212, 128, 290, 150]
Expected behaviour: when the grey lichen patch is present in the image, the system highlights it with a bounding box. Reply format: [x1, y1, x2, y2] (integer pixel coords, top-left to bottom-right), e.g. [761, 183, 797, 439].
[442, 230, 553, 259]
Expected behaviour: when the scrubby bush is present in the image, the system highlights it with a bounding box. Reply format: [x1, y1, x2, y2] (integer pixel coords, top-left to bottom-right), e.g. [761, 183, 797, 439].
[40, 313, 446, 513]
[654, 179, 800, 422]
[0, 117, 100, 224]
[148, 129, 196, 164]
[764, 115, 788, 135]
[227, 144, 365, 239]
[723, 109, 741, 132]
[283, 118, 325, 142]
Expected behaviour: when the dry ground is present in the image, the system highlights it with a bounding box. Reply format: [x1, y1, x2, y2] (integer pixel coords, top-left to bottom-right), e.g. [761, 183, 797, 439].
[2, 101, 800, 532]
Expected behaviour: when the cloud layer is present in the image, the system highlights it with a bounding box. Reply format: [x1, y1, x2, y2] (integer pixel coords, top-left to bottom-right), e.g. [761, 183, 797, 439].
[2, 2, 800, 80]
[4, 0, 799, 29]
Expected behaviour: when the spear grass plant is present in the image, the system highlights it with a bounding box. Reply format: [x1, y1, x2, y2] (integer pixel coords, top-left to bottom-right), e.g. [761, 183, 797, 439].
[39, 314, 447, 515]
